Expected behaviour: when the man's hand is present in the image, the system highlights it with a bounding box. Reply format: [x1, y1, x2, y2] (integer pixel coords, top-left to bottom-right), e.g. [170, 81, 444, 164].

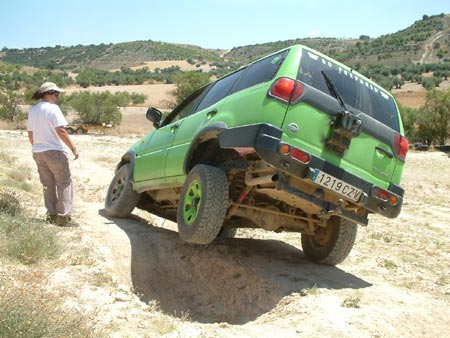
[71, 147, 79, 160]
[55, 126, 79, 160]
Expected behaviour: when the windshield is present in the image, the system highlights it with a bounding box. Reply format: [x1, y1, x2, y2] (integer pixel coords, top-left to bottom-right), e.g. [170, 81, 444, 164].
[297, 49, 400, 131]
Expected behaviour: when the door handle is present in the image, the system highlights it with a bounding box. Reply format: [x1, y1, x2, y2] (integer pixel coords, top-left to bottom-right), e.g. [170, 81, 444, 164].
[207, 109, 218, 117]
[375, 146, 393, 158]
[170, 124, 179, 132]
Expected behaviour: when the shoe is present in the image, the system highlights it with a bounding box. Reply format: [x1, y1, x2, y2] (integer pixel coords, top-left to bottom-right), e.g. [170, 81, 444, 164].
[54, 215, 80, 227]
[46, 213, 57, 224]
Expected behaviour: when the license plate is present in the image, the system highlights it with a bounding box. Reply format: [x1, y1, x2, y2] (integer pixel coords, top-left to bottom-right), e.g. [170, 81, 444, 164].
[312, 169, 363, 202]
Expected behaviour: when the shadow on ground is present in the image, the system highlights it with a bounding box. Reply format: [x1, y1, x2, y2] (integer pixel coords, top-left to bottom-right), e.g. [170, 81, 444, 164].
[100, 210, 371, 324]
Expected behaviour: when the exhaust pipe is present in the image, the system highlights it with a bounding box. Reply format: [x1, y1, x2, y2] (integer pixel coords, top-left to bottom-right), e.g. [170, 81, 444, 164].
[245, 173, 279, 186]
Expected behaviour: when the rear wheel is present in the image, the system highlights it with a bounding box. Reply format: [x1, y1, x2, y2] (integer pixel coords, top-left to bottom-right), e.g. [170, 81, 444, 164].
[177, 164, 229, 244]
[66, 128, 73, 134]
[301, 217, 357, 265]
[105, 163, 140, 217]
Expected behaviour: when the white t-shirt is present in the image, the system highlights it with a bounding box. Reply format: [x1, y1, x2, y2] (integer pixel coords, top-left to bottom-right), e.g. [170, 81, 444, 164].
[27, 101, 69, 153]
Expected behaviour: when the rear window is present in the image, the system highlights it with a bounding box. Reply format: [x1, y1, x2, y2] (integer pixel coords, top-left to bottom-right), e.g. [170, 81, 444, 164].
[297, 49, 400, 131]
[233, 50, 288, 93]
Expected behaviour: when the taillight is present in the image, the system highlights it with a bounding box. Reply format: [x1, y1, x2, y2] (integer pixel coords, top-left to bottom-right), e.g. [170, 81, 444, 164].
[372, 186, 398, 206]
[291, 148, 310, 163]
[280, 144, 310, 164]
[269, 78, 304, 102]
[394, 133, 409, 160]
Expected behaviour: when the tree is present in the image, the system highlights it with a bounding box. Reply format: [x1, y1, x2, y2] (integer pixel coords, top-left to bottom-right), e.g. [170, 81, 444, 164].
[64, 91, 125, 126]
[171, 71, 210, 106]
[0, 90, 25, 122]
[397, 102, 418, 141]
[392, 77, 405, 89]
[421, 77, 441, 90]
[417, 88, 450, 145]
[376, 77, 394, 91]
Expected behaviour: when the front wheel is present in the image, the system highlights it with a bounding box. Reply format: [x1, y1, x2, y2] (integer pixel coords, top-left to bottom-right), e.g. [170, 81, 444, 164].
[177, 164, 229, 244]
[216, 226, 238, 240]
[104, 163, 140, 217]
[301, 217, 357, 265]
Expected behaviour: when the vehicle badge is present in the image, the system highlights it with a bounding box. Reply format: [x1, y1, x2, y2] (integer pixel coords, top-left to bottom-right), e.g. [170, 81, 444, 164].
[288, 123, 299, 134]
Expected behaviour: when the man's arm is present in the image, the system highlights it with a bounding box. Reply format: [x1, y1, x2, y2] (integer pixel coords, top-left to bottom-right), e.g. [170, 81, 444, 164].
[55, 126, 79, 160]
[28, 131, 34, 145]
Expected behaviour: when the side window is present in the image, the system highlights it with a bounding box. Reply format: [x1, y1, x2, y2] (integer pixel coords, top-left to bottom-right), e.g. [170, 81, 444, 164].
[163, 85, 208, 125]
[233, 50, 288, 93]
[193, 68, 245, 113]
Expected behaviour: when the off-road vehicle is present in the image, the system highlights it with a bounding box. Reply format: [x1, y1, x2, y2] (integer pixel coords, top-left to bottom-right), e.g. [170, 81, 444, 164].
[105, 44, 408, 265]
[65, 124, 88, 134]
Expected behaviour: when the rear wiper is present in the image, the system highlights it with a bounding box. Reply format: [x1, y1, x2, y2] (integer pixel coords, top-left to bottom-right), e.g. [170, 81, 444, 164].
[321, 70, 347, 111]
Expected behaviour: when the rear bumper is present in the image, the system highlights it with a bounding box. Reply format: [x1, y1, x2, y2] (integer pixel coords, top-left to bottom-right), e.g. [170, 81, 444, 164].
[218, 123, 404, 223]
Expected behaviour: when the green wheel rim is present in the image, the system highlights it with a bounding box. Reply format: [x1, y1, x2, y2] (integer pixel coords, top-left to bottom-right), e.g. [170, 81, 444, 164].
[183, 178, 202, 225]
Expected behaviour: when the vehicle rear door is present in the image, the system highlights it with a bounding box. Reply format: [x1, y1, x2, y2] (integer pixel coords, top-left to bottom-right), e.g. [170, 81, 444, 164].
[282, 48, 401, 188]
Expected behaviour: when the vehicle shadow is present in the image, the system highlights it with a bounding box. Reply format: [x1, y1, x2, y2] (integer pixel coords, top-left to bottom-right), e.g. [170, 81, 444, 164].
[100, 210, 372, 324]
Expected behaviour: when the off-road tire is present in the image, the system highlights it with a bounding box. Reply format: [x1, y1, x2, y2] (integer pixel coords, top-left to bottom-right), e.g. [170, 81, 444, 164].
[66, 128, 73, 134]
[105, 163, 140, 218]
[177, 164, 229, 244]
[301, 217, 357, 265]
[76, 128, 85, 134]
[216, 227, 238, 240]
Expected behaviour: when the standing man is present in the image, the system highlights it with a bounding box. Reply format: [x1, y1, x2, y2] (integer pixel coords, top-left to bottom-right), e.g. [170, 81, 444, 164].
[28, 82, 79, 226]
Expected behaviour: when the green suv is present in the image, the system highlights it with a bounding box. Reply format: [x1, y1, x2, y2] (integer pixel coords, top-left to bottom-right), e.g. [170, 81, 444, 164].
[105, 44, 408, 265]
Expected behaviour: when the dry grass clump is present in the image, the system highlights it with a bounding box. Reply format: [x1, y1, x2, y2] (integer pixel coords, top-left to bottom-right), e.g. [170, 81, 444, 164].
[7, 164, 32, 185]
[0, 277, 106, 338]
[0, 213, 60, 265]
[0, 188, 59, 265]
[0, 188, 22, 216]
[341, 291, 363, 308]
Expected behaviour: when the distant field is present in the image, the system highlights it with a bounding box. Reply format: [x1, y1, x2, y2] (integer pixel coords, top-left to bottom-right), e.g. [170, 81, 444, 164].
[111, 60, 214, 73]
[65, 83, 176, 109]
[393, 80, 450, 109]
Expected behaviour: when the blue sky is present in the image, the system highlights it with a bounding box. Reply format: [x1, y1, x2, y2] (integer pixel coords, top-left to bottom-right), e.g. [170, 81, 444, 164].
[1, 0, 449, 50]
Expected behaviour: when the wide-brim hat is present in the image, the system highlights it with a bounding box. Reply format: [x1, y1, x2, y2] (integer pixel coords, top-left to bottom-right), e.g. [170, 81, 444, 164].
[38, 82, 66, 94]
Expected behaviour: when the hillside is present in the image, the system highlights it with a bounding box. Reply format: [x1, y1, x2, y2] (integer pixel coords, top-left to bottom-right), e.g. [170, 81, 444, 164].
[0, 40, 225, 71]
[225, 14, 450, 68]
[1, 14, 449, 71]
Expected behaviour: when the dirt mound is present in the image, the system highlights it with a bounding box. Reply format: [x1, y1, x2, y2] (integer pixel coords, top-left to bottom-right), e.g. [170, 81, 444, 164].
[97, 212, 370, 324]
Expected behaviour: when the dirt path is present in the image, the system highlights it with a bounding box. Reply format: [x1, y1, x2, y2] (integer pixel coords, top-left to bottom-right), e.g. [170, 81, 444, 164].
[418, 32, 443, 64]
[1, 129, 449, 337]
